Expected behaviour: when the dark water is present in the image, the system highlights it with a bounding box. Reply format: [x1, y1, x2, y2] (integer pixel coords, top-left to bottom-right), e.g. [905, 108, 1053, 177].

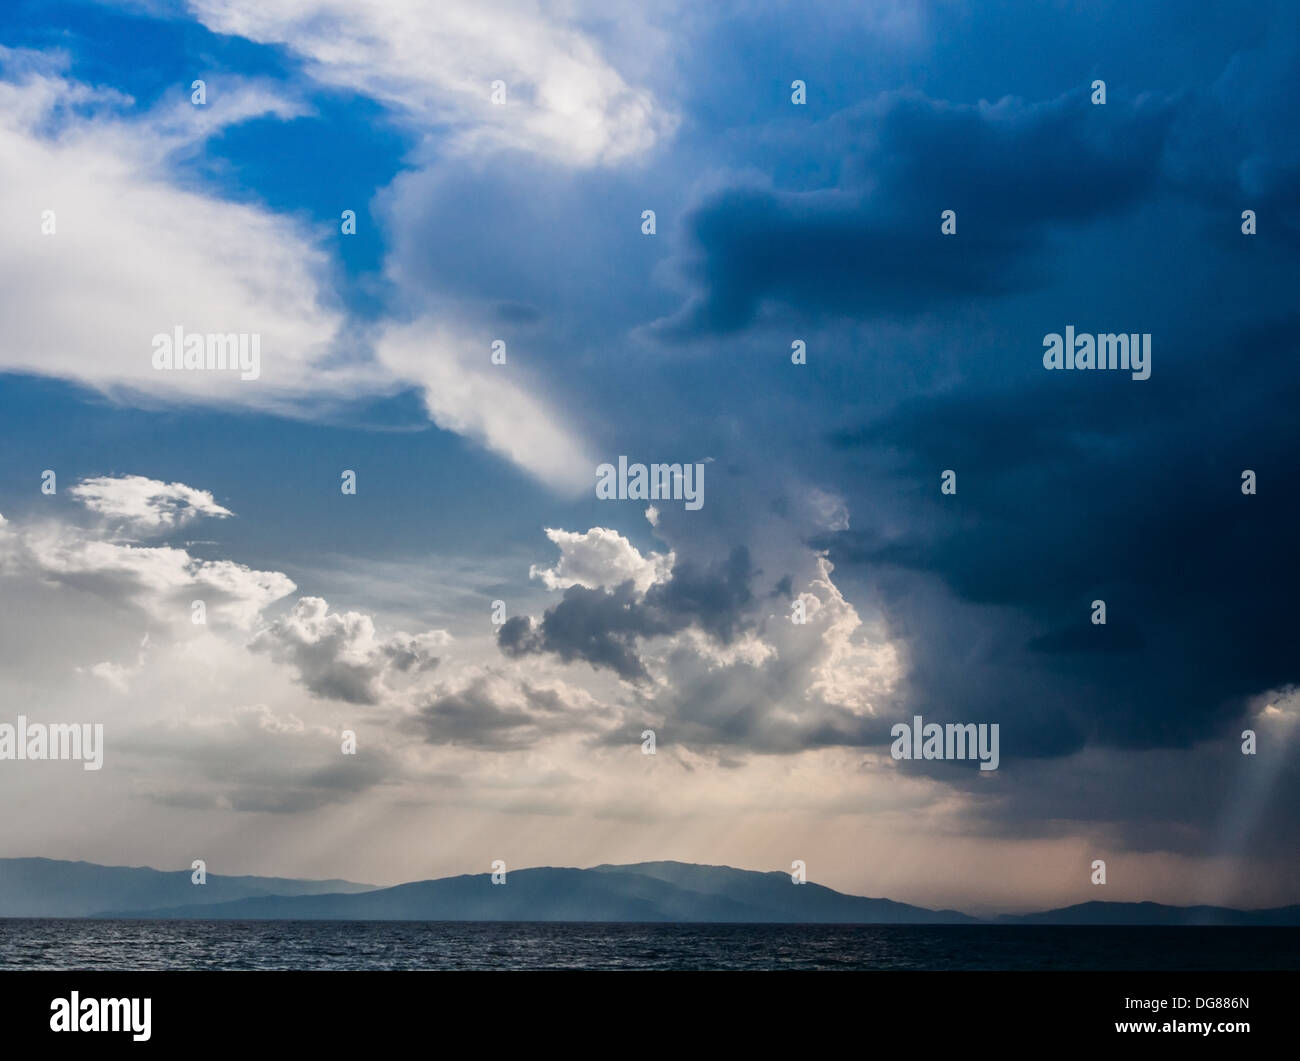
[1, 920, 1296, 970]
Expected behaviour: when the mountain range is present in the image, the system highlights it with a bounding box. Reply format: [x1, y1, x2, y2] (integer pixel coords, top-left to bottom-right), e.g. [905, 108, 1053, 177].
[2, 858, 1298, 925]
[0, 857, 375, 917]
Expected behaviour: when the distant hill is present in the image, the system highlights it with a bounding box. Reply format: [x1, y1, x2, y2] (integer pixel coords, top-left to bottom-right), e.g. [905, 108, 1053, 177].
[5, 857, 1297, 925]
[998, 900, 1300, 926]
[105, 862, 974, 923]
[0, 857, 376, 917]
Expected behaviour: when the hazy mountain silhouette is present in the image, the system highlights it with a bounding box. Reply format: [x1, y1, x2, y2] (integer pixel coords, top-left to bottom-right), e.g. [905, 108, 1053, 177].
[103, 861, 973, 922]
[4, 858, 1297, 924]
[0, 857, 376, 917]
[997, 900, 1300, 926]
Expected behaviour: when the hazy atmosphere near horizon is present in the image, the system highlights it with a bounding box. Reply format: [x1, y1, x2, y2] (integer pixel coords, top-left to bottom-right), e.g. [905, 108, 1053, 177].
[0, 0, 1297, 922]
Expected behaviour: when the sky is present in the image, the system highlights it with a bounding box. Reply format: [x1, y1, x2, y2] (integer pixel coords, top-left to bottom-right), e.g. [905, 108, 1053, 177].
[0, 0, 1296, 917]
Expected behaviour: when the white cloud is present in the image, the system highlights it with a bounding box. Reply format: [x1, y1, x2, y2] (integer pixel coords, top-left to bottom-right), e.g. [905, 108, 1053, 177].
[504, 520, 903, 750]
[0, 57, 603, 495]
[375, 317, 598, 494]
[799, 555, 897, 716]
[186, 0, 677, 166]
[529, 526, 672, 594]
[624, 551, 902, 750]
[0, 60, 355, 408]
[251, 596, 450, 705]
[0, 476, 294, 628]
[69, 475, 233, 537]
[3, 527, 297, 629]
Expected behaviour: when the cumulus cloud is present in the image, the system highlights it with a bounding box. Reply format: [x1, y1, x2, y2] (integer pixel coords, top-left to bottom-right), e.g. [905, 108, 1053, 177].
[614, 554, 902, 753]
[500, 542, 756, 681]
[68, 475, 233, 537]
[251, 596, 449, 705]
[501, 580, 653, 681]
[529, 526, 673, 593]
[0, 478, 455, 818]
[0, 475, 292, 628]
[497, 525, 904, 752]
[0, 508, 294, 629]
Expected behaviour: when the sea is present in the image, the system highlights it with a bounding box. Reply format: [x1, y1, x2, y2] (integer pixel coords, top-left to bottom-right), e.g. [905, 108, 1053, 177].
[0, 920, 1296, 970]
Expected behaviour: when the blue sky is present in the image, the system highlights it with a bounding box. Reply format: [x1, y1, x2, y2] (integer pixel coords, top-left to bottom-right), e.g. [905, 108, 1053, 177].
[0, 0, 1296, 914]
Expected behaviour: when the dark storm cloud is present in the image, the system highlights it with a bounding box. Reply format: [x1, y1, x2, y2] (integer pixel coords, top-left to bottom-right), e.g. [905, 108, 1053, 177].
[498, 546, 756, 680]
[1161, 4, 1300, 242]
[824, 316, 1300, 757]
[654, 88, 1176, 336]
